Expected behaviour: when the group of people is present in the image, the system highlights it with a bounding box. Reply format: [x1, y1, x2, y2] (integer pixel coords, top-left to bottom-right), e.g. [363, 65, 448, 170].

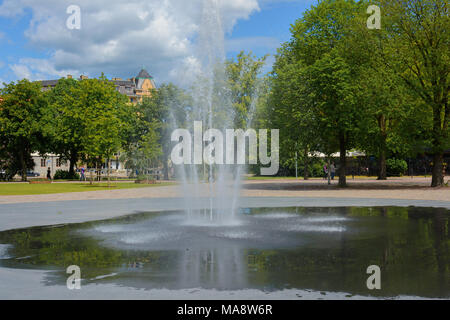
[323, 163, 336, 180]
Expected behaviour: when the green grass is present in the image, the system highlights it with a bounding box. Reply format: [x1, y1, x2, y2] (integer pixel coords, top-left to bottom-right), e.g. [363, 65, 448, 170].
[0, 182, 175, 196]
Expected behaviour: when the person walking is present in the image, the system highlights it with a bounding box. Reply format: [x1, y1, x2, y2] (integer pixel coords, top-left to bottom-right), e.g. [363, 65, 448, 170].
[80, 167, 86, 181]
[46, 167, 51, 180]
[323, 164, 328, 180]
[330, 163, 336, 180]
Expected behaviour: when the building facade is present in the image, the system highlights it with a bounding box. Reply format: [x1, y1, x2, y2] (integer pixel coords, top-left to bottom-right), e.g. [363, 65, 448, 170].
[40, 68, 156, 104]
[31, 153, 70, 177]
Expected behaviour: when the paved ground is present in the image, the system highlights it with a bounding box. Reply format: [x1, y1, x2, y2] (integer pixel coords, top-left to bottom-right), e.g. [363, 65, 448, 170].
[0, 177, 448, 204]
[0, 177, 448, 231]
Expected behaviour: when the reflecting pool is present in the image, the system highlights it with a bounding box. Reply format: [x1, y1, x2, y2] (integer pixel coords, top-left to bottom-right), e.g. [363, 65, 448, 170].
[0, 206, 448, 299]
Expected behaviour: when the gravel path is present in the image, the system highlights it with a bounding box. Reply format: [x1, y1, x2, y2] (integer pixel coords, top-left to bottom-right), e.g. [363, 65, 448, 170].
[0, 177, 448, 204]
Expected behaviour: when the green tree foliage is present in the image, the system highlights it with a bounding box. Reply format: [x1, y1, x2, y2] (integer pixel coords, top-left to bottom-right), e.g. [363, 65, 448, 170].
[46, 78, 85, 176]
[137, 83, 190, 179]
[120, 120, 162, 178]
[343, 10, 416, 180]
[0, 80, 51, 181]
[225, 51, 267, 128]
[267, 45, 319, 179]
[78, 75, 130, 185]
[273, 0, 365, 186]
[373, 0, 449, 186]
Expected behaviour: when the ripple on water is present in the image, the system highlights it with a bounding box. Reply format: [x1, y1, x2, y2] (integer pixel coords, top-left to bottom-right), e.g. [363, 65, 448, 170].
[302, 216, 349, 223]
[119, 232, 177, 244]
[212, 231, 260, 240]
[284, 225, 346, 233]
[0, 244, 11, 259]
[180, 219, 245, 228]
[255, 213, 299, 219]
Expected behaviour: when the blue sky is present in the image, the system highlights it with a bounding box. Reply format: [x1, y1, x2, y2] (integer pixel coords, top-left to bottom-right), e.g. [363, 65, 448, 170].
[226, 1, 311, 56]
[0, 0, 314, 86]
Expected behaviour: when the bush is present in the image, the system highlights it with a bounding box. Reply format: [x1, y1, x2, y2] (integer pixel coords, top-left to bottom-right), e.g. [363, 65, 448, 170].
[386, 158, 408, 177]
[53, 170, 80, 180]
[309, 162, 327, 178]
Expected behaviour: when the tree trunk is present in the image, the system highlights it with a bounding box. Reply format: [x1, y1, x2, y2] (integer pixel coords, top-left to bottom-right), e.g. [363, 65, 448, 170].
[163, 153, 169, 180]
[19, 149, 27, 182]
[338, 133, 347, 187]
[431, 152, 444, 187]
[377, 114, 387, 180]
[107, 158, 110, 187]
[89, 168, 93, 185]
[68, 151, 78, 176]
[378, 149, 387, 180]
[303, 147, 309, 180]
[430, 99, 446, 187]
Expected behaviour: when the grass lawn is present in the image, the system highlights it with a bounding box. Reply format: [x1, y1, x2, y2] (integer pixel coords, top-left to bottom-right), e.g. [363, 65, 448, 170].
[0, 182, 175, 196]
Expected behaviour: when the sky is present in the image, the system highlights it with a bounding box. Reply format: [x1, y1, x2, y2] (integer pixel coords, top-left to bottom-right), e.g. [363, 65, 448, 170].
[0, 0, 315, 87]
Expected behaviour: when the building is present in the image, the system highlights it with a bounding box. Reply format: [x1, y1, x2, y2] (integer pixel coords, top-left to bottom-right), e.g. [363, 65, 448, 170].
[40, 68, 156, 103]
[112, 69, 156, 103]
[31, 153, 70, 177]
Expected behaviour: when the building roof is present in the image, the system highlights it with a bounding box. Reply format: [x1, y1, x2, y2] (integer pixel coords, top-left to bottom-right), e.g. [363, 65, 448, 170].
[136, 69, 152, 79]
[40, 80, 59, 87]
[112, 80, 135, 86]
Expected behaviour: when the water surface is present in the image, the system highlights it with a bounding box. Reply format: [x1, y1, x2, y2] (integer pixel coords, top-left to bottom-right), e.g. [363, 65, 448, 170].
[0, 206, 448, 299]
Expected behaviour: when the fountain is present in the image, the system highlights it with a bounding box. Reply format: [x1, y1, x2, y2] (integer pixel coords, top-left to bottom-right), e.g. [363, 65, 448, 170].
[173, 0, 255, 224]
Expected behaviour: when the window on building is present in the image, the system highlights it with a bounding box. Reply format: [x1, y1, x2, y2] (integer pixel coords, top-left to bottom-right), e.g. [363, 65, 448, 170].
[41, 158, 46, 167]
[56, 158, 62, 167]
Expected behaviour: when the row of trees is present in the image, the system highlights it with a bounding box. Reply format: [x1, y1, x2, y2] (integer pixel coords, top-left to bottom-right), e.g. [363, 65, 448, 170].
[0, 51, 265, 182]
[265, 0, 448, 187]
[0, 76, 164, 182]
[1, 0, 447, 187]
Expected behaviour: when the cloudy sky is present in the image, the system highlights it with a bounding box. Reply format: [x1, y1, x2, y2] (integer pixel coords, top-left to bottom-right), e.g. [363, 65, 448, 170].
[0, 0, 314, 87]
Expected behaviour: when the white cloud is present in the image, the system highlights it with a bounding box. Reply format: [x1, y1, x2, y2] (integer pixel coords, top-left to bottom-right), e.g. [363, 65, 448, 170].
[0, 0, 260, 85]
[9, 64, 32, 80]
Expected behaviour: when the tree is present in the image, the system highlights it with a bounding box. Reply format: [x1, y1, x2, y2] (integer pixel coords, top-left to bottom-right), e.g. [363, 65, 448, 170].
[46, 77, 85, 177]
[225, 51, 267, 128]
[267, 45, 319, 179]
[344, 18, 415, 180]
[288, 0, 365, 186]
[0, 80, 51, 181]
[119, 124, 162, 179]
[77, 75, 129, 185]
[375, 0, 449, 186]
[138, 83, 190, 180]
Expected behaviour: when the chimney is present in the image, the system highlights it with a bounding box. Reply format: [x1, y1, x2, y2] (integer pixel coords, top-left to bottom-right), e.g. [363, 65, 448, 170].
[67, 75, 72, 79]
[80, 75, 88, 80]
